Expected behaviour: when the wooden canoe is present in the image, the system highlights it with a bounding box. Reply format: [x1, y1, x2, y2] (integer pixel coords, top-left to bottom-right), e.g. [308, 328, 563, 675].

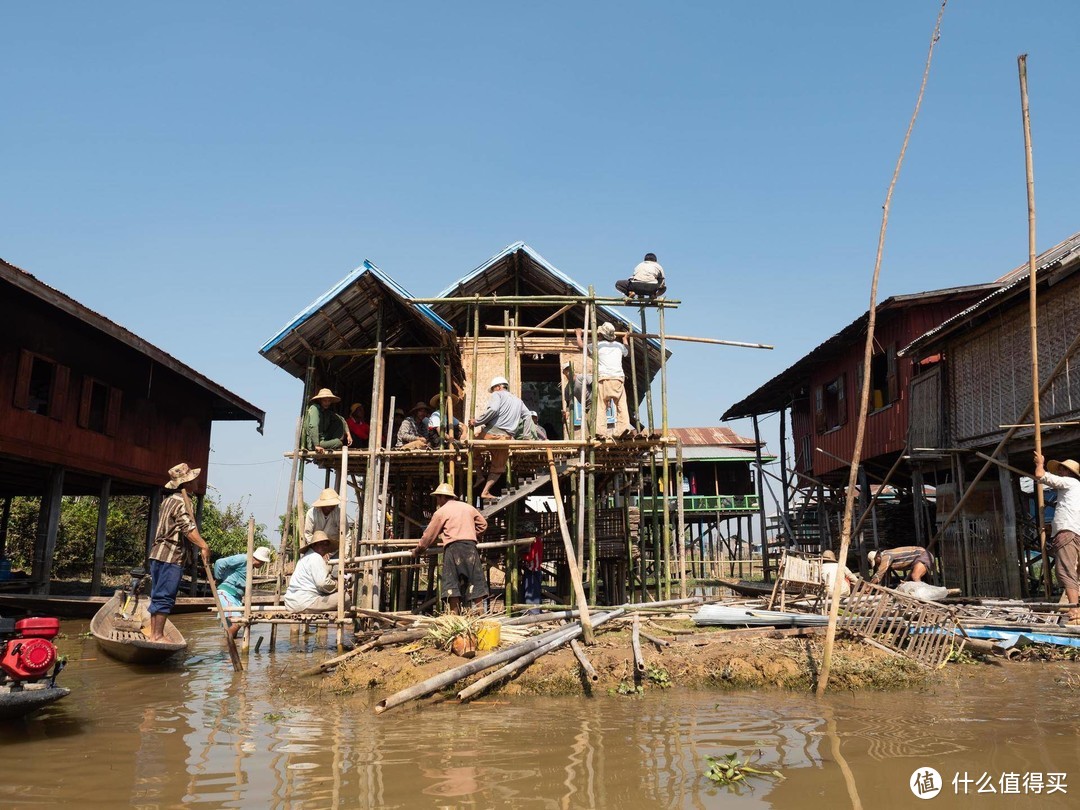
[90, 590, 187, 664]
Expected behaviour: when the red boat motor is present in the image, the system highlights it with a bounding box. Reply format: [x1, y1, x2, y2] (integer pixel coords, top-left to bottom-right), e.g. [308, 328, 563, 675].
[0, 617, 63, 684]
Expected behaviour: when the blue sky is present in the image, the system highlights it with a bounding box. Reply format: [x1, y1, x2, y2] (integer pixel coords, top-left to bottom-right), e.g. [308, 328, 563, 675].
[4, 2, 1079, 533]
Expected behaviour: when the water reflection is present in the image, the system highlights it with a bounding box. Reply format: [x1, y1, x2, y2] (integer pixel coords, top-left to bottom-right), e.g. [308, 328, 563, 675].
[1, 617, 1079, 808]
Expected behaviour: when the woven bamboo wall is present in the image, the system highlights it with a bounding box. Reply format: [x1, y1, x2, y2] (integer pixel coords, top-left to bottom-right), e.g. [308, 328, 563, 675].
[908, 364, 943, 449]
[935, 482, 1009, 595]
[949, 271, 1080, 446]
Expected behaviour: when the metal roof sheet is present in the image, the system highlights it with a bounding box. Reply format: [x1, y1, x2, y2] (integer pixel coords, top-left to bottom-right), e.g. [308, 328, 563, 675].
[260, 260, 460, 383]
[900, 230, 1080, 358]
[1, 257, 265, 430]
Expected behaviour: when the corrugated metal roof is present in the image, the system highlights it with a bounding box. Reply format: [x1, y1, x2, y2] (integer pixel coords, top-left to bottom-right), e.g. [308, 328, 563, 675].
[668, 426, 757, 448]
[260, 260, 460, 383]
[899, 231, 1080, 358]
[721, 284, 999, 420]
[1, 257, 265, 430]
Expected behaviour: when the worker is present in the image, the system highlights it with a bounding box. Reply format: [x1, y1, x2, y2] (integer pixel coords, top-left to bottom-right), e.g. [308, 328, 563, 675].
[304, 388, 351, 453]
[820, 549, 855, 597]
[396, 401, 431, 450]
[284, 531, 351, 613]
[530, 411, 548, 440]
[1034, 453, 1080, 623]
[345, 402, 370, 448]
[411, 483, 488, 613]
[615, 252, 666, 298]
[561, 361, 593, 434]
[147, 463, 212, 642]
[868, 546, 935, 585]
[303, 487, 355, 547]
[469, 376, 531, 500]
[575, 323, 632, 440]
[522, 531, 544, 608]
[213, 546, 272, 639]
[426, 393, 465, 445]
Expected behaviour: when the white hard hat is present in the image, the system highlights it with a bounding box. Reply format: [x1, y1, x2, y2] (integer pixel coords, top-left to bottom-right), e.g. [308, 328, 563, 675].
[489, 375, 509, 390]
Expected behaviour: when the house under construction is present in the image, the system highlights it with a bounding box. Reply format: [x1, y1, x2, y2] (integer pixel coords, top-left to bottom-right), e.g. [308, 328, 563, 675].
[259, 243, 769, 620]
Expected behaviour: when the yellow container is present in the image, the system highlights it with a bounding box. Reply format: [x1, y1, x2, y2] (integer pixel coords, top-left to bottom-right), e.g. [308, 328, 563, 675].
[476, 621, 501, 651]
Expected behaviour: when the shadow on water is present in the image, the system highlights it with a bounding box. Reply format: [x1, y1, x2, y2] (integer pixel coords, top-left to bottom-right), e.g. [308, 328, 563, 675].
[1, 615, 1079, 808]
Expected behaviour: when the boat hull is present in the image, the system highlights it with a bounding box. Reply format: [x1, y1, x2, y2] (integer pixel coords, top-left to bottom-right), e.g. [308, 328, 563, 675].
[90, 591, 187, 665]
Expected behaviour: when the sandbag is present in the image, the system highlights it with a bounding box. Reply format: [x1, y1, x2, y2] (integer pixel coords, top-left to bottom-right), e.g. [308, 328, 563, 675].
[896, 580, 949, 602]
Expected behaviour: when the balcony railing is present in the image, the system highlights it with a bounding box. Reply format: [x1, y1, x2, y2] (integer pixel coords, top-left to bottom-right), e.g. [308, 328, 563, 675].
[630, 494, 760, 514]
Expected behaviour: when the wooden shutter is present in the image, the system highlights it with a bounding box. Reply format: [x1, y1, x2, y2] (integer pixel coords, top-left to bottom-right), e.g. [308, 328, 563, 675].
[51, 365, 70, 421]
[886, 345, 899, 402]
[78, 377, 93, 428]
[837, 373, 848, 425]
[106, 387, 123, 436]
[13, 349, 34, 409]
[814, 386, 826, 433]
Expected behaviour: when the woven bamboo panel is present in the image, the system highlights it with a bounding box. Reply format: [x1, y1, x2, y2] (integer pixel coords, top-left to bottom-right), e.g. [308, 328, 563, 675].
[949, 272, 1080, 446]
[935, 482, 1008, 596]
[908, 365, 943, 448]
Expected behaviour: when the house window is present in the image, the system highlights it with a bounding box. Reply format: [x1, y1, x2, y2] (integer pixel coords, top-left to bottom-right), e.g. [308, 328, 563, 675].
[861, 344, 898, 411]
[13, 349, 69, 420]
[814, 373, 847, 433]
[78, 377, 122, 436]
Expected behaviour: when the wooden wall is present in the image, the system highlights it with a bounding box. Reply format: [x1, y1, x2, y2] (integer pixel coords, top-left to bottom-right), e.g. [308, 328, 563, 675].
[0, 284, 215, 494]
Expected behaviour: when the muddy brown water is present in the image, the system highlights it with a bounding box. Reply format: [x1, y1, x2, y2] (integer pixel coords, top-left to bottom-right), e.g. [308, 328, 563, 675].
[2, 616, 1079, 809]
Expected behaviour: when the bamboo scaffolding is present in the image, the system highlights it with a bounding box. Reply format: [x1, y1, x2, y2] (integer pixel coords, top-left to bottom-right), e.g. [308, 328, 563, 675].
[818, 0, 947, 697]
[547, 448, 595, 643]
[486, 323, 771, 349]
[410, 295, 681, 306]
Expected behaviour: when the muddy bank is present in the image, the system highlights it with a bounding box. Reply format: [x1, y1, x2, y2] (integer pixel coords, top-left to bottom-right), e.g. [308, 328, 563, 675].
[320, 627, 934, 700]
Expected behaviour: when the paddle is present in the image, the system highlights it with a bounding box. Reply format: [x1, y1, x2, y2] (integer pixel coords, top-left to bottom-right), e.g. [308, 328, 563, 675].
[201, 555, 244, 673]
[179, 490, 243, 672]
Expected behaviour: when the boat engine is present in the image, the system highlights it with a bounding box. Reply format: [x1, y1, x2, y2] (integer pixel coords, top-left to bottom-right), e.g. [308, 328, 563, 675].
[0, 617, 63, 686]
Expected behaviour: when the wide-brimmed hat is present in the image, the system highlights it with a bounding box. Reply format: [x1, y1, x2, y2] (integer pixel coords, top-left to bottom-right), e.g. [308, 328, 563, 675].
[821, 550, 837, 562]
[489, 375, 509, 390]
[1048, 459, 1080, 479]
[598, 322, 617, 340]
[349, 402, 365, 416]
[252, 546, 272, 564]
[311, 487, 341, 508]
[165, 462, 201, 490]
[310, 387, 341, 404]
[429, 391, 462, 410]
[409, 401, 431, 416]
[431, 482, 458, 499]
[300, 530, 335, 554]
[867, 550, 878, 566]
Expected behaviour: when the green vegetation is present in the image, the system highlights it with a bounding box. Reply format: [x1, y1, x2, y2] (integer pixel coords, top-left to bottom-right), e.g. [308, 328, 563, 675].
[645, 663, 673, 688]
[2, 493, 268, 577]
[704, 752, 784, 791]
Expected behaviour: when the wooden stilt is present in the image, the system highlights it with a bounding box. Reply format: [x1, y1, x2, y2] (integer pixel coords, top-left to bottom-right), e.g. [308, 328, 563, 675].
[90, 476, 111, 596]
[242, 518, 255, 653]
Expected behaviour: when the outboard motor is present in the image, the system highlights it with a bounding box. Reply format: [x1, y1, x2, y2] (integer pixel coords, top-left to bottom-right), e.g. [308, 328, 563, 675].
[0, 617, 64, 688]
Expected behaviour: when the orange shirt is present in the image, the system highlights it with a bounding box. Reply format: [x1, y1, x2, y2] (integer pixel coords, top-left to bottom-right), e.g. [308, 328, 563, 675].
[420, 499, 487, 549]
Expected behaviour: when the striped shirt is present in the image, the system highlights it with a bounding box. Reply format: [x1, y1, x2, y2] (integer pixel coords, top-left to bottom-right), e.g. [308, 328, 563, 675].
[871, 546, 932, 583]
[149, 492, 197, 566]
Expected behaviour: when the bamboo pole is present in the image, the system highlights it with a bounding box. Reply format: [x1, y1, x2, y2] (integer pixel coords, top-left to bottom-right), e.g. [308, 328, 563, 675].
[676, 438, 687, 599]
[486, 323, 771, 350]
[569, 638, 600, 682]
[336, 432, 349, 648]
[344, 537, 535, 565]
[631, 615, 646, 673]
[467, 304, 479, 502]
[547, 448, 594, 643]
[659, 303, 672, 600]
[198, 551, 243, 672]
[818, 0, 947, 697]
[409, 295, 681, 306]
[587, 291, 599, 604]
[1019, 53, 1052, 598]
[242, 517, 255, 653]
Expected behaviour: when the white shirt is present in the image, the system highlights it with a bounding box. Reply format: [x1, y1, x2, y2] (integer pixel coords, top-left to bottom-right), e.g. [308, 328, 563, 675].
[821, 562, 852, 596]
[284, 550, 337, 611]
[632, 260, 665, 284]
[588, 340, 628, 380]
[304, 506, 355, 546]
[1041, 471, 1080, 536]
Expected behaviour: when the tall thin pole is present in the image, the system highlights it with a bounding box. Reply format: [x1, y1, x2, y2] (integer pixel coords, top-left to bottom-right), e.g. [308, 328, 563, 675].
[587, 287, 598, 604]
[1019, 53, 1051, 597]
[752, 414, 770, 582]
[467, 304, 480, 503]
[242, 517, 255, 653]
[818, 0, 947, 696]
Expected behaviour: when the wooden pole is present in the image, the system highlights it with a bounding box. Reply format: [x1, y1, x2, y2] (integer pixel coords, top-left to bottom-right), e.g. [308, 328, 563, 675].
[676, 438, 687, 599]
[752, 415, 770, 582]
[587, 292, 598, 603]
[242, 517, 254, 653]
[1019, 53, 1052, 598]
[90, 477, 111, 596]
[779, 405, 792, 546]
[467, 304, 479, 503]
[203, 557, 244, 672]
[547, 449, 594, 643]
[336, 434, 349, 647]
[818, 0, 946, 697]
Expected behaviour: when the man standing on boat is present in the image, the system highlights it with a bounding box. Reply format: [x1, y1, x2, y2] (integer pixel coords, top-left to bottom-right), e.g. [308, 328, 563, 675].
[1034, 453, 1080, 623]
[213, 546, 272, 639]
[148, 463, 212, 643]
[412, 483, 488, 613]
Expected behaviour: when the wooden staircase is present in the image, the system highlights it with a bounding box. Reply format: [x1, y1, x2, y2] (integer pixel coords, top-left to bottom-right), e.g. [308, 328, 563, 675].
[480, 464, 568, 518]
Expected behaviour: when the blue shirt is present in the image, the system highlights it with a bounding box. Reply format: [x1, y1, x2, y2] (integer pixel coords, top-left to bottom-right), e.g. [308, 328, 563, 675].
[213, 553, 249, 601]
